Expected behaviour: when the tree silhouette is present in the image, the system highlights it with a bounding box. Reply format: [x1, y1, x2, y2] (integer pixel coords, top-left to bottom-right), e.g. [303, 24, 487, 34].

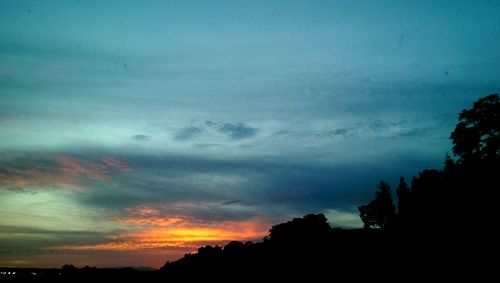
[396, 177, 411, 223]
[267, 213, 331, 244]
[359, 181, 396, 229]
[450, 93, 499, 162]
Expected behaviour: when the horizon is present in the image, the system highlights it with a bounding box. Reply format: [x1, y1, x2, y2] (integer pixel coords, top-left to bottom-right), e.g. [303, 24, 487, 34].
[1, 0, 499, 268]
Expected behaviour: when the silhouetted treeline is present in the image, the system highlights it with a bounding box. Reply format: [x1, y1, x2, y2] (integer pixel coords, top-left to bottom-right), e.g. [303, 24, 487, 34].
[159, 214, 405, 281]
[359, 94, 499, 236]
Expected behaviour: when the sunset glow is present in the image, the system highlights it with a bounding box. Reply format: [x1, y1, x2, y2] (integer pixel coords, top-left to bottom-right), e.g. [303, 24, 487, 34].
[1, 0, 498, 269]
[53, 216, 270, 251]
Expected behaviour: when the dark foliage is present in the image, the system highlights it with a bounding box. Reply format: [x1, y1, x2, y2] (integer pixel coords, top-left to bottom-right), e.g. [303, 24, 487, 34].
[360, 94, 499, 234]
[450, 93, 499, 162]
[359, 181, 396, 229]
[395, 177, 410, 220]
[159, 214, 403, 281]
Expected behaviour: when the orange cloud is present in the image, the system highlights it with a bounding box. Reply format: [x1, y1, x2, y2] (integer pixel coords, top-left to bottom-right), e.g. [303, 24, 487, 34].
[0, 155, 132, 190]
[135, 219, 269, 246]
[118, 205, 186, 226]
[57, 156, 107, 181]
[53, 217, 269, 252]
[53, 204, 270, 252]
[125, 205, 161, 217]
[0, 163, 79, 190]
[117, 217, 186, 226]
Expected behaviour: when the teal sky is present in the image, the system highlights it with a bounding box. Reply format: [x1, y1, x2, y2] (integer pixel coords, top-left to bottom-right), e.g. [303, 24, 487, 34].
[1, 0, 499, 268]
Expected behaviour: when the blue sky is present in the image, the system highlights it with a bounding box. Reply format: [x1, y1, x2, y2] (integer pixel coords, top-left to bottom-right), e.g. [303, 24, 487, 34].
[1, 0, 499, 268]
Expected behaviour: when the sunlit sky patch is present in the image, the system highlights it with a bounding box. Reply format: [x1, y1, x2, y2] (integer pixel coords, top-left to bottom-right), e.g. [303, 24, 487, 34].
[1, 0, 499, 268]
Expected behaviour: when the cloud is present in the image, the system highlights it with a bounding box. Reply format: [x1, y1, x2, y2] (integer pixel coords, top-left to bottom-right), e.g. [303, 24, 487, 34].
[53, 204, 271, 252]
[75, 148, 431, 216]
[173, 122, 258, 142]
[51, 222, 262, 252]
[174, 126, 203, 141]
[222, 200, 244, 206]
[132, 134, 150, 141]
[330, 128, 351, 136]
[57, 156, 107, 181]
[0, 148, 438, 268]
[315, 127, 353, 138]
[0, 154, 132, 190]
[102, 156, 132, 171]
[0, 224, 108, 238]
[205, 121, 258, 140]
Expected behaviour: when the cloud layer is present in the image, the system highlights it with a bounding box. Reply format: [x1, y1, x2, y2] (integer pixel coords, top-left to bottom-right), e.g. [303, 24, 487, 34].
[1, 0, 500, 268]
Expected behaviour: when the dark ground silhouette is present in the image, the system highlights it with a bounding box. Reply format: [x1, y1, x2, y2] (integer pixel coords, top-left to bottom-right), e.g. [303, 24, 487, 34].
[1, 94, 498, 282]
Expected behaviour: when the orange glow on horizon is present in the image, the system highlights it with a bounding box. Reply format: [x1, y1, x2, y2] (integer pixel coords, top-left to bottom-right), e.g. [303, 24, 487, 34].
[117, 216, 185, 226]
[52, 217, 270, 252]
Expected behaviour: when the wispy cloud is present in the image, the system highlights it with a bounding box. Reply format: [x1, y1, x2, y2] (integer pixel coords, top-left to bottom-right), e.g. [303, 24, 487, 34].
[102, 156, 132, 172]
[57, 156, 107, 181]
[132, 134, 150, 141]
[207, 121, 258, 140]
[174, 122, 258, 142]
[174, 126, 203, 141]
[0, 154, 131, 190]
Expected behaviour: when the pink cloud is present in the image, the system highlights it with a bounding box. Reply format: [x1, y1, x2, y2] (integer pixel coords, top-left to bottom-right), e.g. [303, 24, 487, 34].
[102, 156, 132, 171]
[57, 156, 107, 181]
[0, 155, 132, 190]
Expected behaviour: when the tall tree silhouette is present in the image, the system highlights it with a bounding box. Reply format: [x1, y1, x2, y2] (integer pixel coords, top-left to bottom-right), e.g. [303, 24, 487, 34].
[396, 177, 411, 223]
[449, 93, 499, 231]
[359, 181, 396, 229]
[450, 93, 499, 162]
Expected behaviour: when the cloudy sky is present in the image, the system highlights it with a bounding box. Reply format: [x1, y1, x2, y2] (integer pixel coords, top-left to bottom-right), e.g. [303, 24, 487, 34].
[1, 0, 499, 268]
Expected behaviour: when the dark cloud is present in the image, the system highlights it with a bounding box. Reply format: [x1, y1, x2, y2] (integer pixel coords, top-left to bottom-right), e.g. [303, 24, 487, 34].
[221, 200, 258, 207]
[315, 128, 353, 138]
[331, 128, 351, 136]
[174, 126, 203, 141]
[205, 121, 258, 140]
[0, 224, 113, 254]
[195, 143, 225, 148]
[173, 122, 258, 142]
[61, 148, 436, 219]
[132, 134, 150, 141]
[222, 200, 245, 206]
[0, 153, 131, 191]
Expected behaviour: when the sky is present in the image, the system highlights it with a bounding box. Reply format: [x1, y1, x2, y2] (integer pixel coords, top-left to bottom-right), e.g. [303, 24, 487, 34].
[1, 0, 499, 268]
